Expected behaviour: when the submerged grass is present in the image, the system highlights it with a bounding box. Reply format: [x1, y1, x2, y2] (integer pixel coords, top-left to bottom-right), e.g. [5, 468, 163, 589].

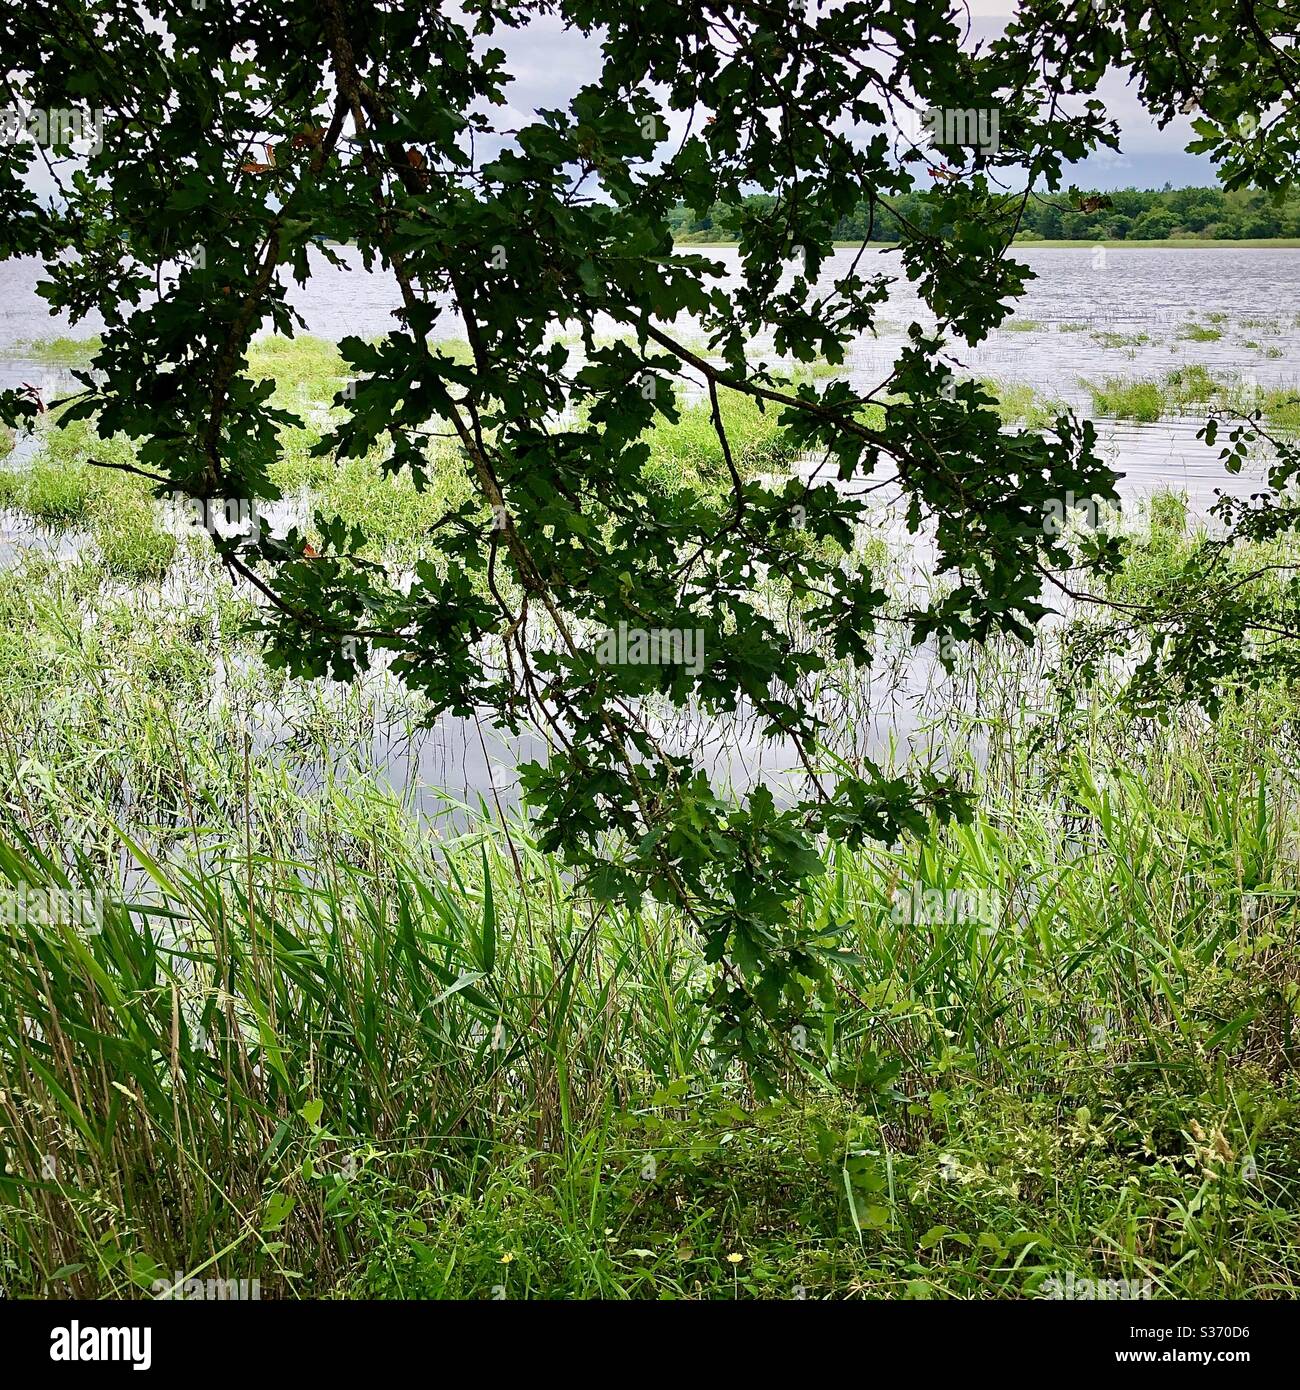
[643, 388, 799, 488]
[1086, 365, 1300, 430]
[0, 416, 180, 578]
[1091, 330, 1151, 350]
[2, 335, 104, 366]
[981, 380, 1071, 431]
[0, 335, 823, 567]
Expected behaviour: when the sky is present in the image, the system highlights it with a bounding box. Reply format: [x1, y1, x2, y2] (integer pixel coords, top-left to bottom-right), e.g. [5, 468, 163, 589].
[963, 0, 1217, 187]
[485, 3, 1219, 192]
[14, 2, 1220, 200]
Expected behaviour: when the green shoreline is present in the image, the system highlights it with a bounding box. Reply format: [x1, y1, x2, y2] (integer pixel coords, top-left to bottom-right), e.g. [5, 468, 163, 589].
[674, 237, 1300, 250]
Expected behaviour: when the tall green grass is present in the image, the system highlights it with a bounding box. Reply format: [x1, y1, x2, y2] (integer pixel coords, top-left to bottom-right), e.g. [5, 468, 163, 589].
[1, 336, 1298, 1301]
[0, 521, 1298, 1299]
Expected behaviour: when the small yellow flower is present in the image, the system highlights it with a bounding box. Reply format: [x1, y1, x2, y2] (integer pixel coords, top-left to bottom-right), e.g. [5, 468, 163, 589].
[725, 1252, 744, 1265]
[500, 1253, 514, 1264]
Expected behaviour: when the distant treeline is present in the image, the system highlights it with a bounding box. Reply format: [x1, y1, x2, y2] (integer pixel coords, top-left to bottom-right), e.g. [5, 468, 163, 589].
[669, 186, 1300, 243]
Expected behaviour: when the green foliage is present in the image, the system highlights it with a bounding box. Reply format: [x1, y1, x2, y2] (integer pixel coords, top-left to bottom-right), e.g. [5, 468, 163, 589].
[1, 0, 1297, 1091]
[641, 388, 800, 491]
[1, 528, 1299, 1299]
[671, 185, 1300, 245]
[1091, 330, 1150, 349]
[0, 417, 179, 585]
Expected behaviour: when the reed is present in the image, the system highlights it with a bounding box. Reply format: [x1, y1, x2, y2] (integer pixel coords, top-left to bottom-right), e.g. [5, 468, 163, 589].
[1, 344, 1298, 1301]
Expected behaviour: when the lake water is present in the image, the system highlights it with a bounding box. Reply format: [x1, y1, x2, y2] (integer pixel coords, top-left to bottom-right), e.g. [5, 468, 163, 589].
[5, 244, 1295, 506]
[3, 246, 1298, 810]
